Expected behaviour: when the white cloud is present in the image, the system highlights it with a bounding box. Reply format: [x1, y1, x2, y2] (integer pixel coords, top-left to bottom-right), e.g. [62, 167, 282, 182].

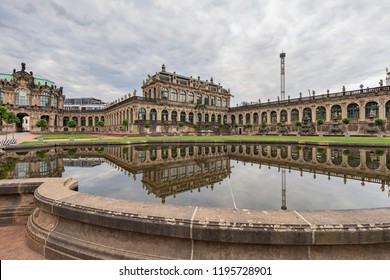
[0, 0, 389, 104]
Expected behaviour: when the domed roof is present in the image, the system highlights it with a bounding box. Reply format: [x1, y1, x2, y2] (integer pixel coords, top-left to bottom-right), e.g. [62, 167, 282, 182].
[0, 72, 56, 87]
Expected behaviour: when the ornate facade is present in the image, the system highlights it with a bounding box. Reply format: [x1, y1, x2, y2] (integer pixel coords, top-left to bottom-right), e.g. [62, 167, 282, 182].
[0, 63, 65, 133]
[1, 63, 390, 136]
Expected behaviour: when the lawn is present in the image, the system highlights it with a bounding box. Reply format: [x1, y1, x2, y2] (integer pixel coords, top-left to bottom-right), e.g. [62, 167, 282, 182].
[21, 134, 390, 145]
[36, 134, 99, 139]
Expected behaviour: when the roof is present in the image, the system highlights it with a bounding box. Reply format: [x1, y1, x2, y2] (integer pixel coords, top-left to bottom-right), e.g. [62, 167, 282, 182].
[0, 72, 56, 87]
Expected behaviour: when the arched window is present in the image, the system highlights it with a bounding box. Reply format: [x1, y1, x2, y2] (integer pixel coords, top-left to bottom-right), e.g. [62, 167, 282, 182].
[239, 114, 243, 125]
[280, 110, 287, 122]
[253, 113, 259, 124]
[291, 109, 299, 122]
[303, 107, 312, 120]
[217, 114, 222, 124]
[189, 112, 194, 123]
[365, 102, 379, 118]
[138, 108, 146, 121]
[196, 93, 202, 105]
[171, 89, 178, 101]
[180, 111, 186, 122]
[223, 115, 227, 124]
[217, 97, 221, 107]
[231, 115, 236, 124]
[204, 95, 209, 105]
[40, 92, 50, 107]
[53, 96, 58, 108]
[386, 100, 390, 118]
[245, 113, 250, 124]
[161, 110, 168, 121]
[72, 116, 78, 125]
[347, 103, 359, 119]
[316, 106, 326, 121]
[223, 99, 227, 107]
[150, 109, 157, 121]
[270, 111, 277, 123]
[197, 112, 202, 122]
[15, 88, 30, 106]
[88, 116, 93, 126]
[63, 116, 69, 126]
[211, 96, 215, 106]
[261, 112, 267, 123]
[211, 114, 216, 123]
[189, 92, 194, 103]
[81, 117, 86, 126]
[180, 91, 186, 103]
[161, 88, 168, 99]
[331, 105, 342, 120]
[171, 111, 177, 122]
[205, 113, 209, 123]
[95, 116, 99, 125]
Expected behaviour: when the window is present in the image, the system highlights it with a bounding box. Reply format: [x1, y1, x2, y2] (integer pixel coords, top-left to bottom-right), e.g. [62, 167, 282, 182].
[331, 105, 342, 120]
[223, 99, 227, 107]
[291, 109, 299, 122]
[180, 111, 186, 122]
[53, 96, 58, 108]
[150, 109, 157, 121]
[211, 96, 215, 106]
[261, 112, 267, 123]
[162, 110, 168, 121]
[280, 110, 287, 122]
[365, 102, 379, 118]
[303, 108, 312, 120]
[316, 106, 326, 121]
[0, 88, 2, 104]
[81, 117, 86, 126]
[171, 111, 177, 122]
[271, 111, 277, 122]
[15, 88, 30, 106]
[161, 88, 168, 99]
[347, 103, 359, 119]
[386, 101, 390, 118]
[189, 112, 194, 123]
[138, 108, 146, 121]
[180, 91, 186, 103]
[217, 97, 221, 107]
[88, 117, 93, 126]
[204, 95, 209, 105]
[189, 92, 194, 103]
[40, 92, 51, 107]
[171, 89, 178, 101]
[197, 93, 202, 105]
[245, 113, 250, 124]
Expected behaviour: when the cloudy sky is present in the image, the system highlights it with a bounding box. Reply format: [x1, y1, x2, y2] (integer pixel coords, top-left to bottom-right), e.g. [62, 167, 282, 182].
[1, 0, 389, 105]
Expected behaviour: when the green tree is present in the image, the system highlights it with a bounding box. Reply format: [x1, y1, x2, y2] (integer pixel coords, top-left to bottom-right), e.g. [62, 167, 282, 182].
[342, 118, 350, 125]
[67, 120, 77, 134]
[122, 119, 129, 126]
[0, 106, 20, 139]
[36, 119, 48, 130]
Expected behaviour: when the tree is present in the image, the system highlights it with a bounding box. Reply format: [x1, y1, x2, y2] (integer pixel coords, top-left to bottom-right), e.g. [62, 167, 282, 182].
[317, 119, 324, 132]
[36, 119, 48, 131]
[122, 119, 129, 126]
[67, 120, 77, 133]
[96, 120, 104, 128]
[342, 118, 350, 125]
[0, 106, 20, 139]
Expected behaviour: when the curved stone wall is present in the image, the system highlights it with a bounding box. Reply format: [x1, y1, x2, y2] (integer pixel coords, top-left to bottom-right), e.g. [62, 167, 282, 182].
[24, 177, 390, 259]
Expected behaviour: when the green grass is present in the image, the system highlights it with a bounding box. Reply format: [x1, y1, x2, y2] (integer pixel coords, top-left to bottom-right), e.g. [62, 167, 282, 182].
[21, 135, 390, 145]
[36, 134, 99, 139]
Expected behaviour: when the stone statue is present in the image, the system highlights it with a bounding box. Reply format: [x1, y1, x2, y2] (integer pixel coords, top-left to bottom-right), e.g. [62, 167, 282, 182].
[379, 79, 383, 87]
[21, 62, 26, 72]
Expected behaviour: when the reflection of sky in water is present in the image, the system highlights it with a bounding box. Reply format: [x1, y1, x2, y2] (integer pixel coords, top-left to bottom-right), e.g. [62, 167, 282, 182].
[64, 159, 390, 211]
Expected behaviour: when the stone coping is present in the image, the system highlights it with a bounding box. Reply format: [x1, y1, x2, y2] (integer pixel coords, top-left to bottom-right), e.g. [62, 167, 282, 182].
[27, 178, 390, 246]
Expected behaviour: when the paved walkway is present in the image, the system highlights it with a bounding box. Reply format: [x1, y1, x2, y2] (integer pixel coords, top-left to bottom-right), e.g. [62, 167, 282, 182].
[0, 132, 44, 259]
[0, 226, 45, 260]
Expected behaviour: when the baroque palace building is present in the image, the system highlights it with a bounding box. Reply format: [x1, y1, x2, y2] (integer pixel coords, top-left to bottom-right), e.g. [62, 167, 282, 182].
[1, 62, 390, 136]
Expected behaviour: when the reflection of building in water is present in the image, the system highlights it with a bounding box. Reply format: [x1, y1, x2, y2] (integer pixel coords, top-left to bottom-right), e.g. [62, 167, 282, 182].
[63, 158, 105, 167]
[102, 145, 232, 203]
[0, 148, 64, 179]
[228, 144, 390, 194]
[2, 144, 389, 204]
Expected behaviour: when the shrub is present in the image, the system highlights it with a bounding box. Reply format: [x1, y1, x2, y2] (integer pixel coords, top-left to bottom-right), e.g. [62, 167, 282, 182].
[374, 118, 384, 127]
[178, 122, 184, 128]
[317, 119, 324, 126]
[342, 118, 350, 125]
[276, 122, 283, 127]
[295, 121, 302, 127]
[261, 122, 267, 128]
[144, 121, 150, 128]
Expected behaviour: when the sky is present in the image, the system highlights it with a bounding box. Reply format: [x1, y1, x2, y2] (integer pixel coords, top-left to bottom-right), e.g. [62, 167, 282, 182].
[0, 0, 389, 106]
